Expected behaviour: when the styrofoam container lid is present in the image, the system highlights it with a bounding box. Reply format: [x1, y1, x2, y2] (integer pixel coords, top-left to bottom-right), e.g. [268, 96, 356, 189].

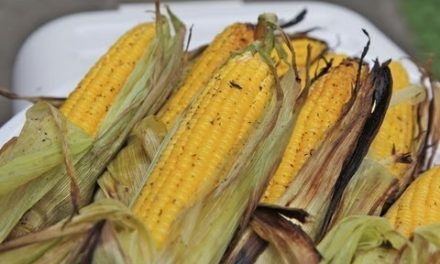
[2, 1, 426, 157]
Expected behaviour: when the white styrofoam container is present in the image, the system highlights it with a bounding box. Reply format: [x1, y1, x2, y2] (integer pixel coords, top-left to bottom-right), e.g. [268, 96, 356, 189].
[0, 1, 424, 150]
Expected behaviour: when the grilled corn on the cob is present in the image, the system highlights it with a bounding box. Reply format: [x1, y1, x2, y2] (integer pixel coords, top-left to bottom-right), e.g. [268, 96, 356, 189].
[60, 23, 156, 136]
[133, 49, 276, 247]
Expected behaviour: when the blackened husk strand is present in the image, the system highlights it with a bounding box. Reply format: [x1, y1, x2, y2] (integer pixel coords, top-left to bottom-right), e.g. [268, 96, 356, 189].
[317, 61, 392, 241]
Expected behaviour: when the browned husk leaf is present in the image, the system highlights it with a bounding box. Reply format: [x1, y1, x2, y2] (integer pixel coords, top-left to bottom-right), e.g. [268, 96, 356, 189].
[251, 207, 320, 264]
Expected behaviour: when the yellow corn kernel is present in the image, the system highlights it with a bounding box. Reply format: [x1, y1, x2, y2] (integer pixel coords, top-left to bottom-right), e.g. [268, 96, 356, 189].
[133, 51, 274, 247]
[370, 61, 414, 181]
[262, 59, 368, 203]
[158, 23, 255, 128]
[385, 166, 440, 237]
[60, 23, 155, 136]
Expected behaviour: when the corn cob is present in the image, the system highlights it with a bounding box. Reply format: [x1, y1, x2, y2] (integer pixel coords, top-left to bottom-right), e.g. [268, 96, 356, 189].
[262, 59, 368, 203]
[385, 166, 440, 237]
[133, 49, 276, 247]
[60, 23, 155, 136]
[158, 23, 255, 128]
[370, 61, 414, 181]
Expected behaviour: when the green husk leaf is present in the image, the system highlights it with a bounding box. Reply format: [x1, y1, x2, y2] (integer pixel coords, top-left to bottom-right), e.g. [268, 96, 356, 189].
[326, 158, 399, 229]
[9, 10, 186, 238]
[0, 199, 155, 264]
[156, 31, 301, 261]
[0, 102, 92, 193]
[0, 137, 17, 159]
[95, 115, 167, 205]
[317, 216, 413, 264]
[0, 102, 93, 242]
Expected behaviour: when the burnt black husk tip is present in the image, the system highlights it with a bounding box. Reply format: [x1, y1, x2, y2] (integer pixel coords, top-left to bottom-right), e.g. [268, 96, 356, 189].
[317, 60, 393, 241]
[280, 8, 307, 29]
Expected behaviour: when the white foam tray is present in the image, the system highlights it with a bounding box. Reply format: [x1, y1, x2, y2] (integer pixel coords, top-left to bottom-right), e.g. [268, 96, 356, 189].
[1, 1, 420, 149]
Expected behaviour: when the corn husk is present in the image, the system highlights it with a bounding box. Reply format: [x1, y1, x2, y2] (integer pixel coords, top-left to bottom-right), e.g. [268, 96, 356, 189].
[0, 102, 93, 242]
[317, 216, 412, 264]
[0, 199, 154, 263]
[250, 207, 321, 264]
[95, 115, 167, 205]
[1, 7, 186, 241]
[326, 158, 398, 228]
[318, 215, 440, 264]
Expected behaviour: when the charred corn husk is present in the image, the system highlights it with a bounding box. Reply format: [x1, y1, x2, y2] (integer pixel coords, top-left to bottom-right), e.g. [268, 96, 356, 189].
[322, 61, 430, 232]
[385, 166, 440, 237]
[60, 23, 156, 136]
[262, 59, 368, 203]
[370, 61, 416, 183]
[158, 23, 255, 128]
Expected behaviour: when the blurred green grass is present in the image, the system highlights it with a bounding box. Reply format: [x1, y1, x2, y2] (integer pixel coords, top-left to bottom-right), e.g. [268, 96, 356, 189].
[401, 0, 440, 77]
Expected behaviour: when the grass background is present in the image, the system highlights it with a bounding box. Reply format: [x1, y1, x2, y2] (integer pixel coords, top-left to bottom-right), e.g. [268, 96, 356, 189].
[401, 0, 440, 77]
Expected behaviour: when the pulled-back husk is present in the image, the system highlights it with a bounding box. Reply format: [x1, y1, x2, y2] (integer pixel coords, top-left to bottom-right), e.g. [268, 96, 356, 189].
[0, 199, 155, 263]
[327, 158, 398, 227]
[325, 72, 433, 230]
[318, 215, 440, 264]
[0, 102, 93, 242]
[0, 7, 186, 241]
